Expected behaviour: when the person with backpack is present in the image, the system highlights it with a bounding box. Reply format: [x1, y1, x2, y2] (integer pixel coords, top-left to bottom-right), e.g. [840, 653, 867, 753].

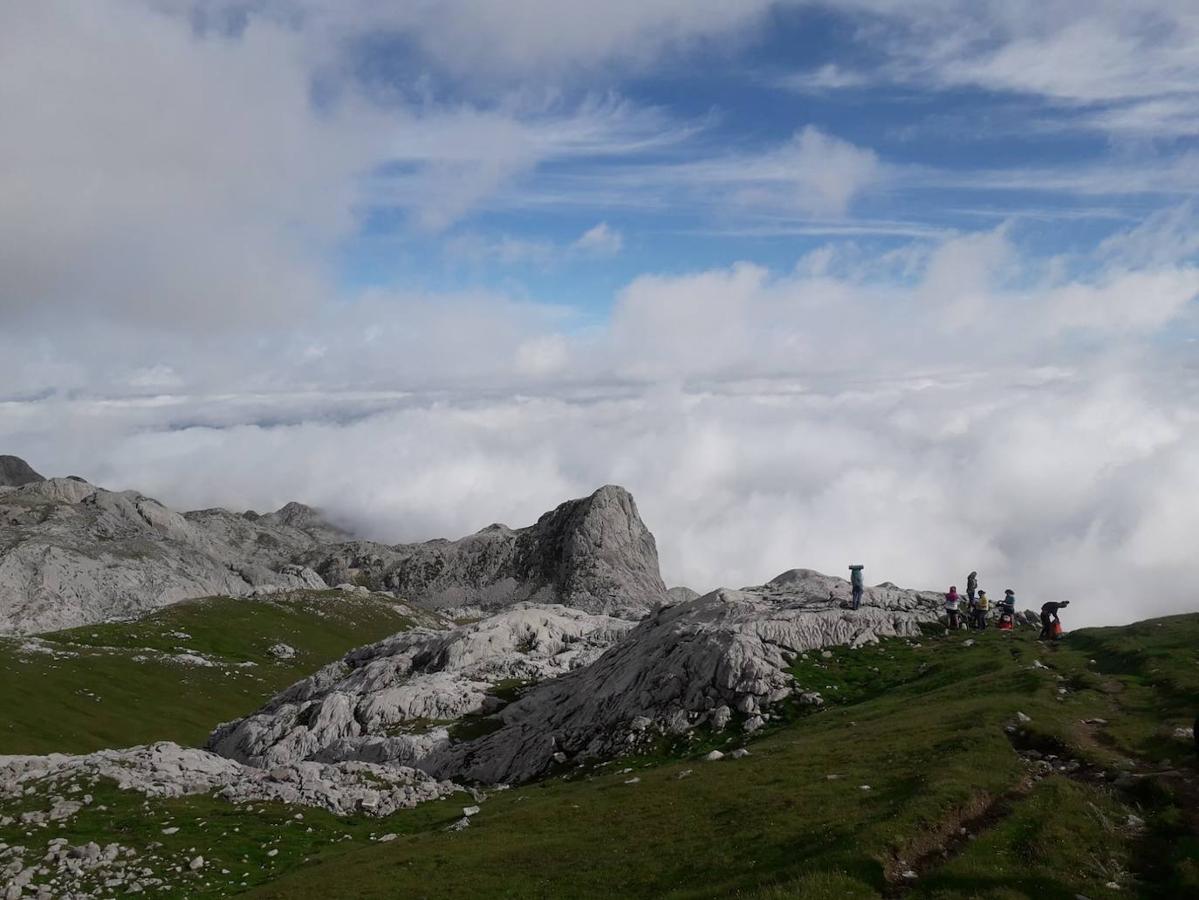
[974, 589, 990, 630]
[849, 564, 864, 610]
[944, 586, 961, 631]
[1039, 600, 1070, 640]
[966, 571, 978, 604]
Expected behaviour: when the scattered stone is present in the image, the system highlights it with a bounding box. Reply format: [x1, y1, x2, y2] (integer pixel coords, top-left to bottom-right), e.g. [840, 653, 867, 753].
[462, 806, 480, 817]
[703, 751, 725, 762]
[377, 834, 397, 843]
[1016, 712, 1032, 724]
[188, 856, 204, 871]
[267, 643, 297, 660]
[0, 742, 458, 819]
[729, 749, 750, 760]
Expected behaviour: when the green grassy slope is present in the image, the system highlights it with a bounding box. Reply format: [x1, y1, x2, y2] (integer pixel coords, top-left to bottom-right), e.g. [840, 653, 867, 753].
[0, 590, 440, 755]
[1, 615, 1196, 898]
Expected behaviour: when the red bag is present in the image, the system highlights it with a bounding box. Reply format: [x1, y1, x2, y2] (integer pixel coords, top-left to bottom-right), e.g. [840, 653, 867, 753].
[1052, 620, 1063, 638]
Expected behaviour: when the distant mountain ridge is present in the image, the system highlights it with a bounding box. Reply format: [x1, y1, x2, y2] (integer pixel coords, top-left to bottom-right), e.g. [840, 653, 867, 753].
[0, 456, 669, 632]
[301, 484, 668, 618]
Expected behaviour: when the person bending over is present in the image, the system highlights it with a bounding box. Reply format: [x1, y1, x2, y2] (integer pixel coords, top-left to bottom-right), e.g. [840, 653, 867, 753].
[1039, 600, 1070, 640]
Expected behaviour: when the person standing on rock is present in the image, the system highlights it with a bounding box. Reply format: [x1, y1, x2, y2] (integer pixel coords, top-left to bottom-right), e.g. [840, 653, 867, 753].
[849, 565, 864, 610]
[1039, 600, 1070, 640]
[966, 571, 978, 604]
[944, 586, 961, 631]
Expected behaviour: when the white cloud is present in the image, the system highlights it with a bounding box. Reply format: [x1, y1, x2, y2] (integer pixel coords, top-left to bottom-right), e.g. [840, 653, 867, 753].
[291, 0, 779, 82]
[829, 0, 1199, 135]
[572, 222, 624, 255]
[775, 63, 871, 93]
[6, 359, 1198, 628]
[4, 213, 1198, 629]
[0, 1, 375, 326]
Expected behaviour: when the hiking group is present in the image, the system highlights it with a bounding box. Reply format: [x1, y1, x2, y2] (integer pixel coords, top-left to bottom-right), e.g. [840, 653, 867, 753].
[944, 573, 1069, 639]
[849, 565, 1070, 640]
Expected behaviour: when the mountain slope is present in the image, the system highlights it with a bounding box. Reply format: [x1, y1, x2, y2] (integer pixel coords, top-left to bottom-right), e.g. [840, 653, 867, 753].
[0, 589, 441, 755]
[4, 615, 1195, 898]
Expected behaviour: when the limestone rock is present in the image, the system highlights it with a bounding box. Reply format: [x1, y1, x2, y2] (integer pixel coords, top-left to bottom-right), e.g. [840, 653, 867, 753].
[207, 604, 634, 768]
[268, 643, 297, 661]
[0, 473, 342, 633]
[421, 583, 939, 785]
[0, 742, 456, 818]
[666, 586, 700, 603]
[301, 485, 667, 618]
[0, 456, 44, 487]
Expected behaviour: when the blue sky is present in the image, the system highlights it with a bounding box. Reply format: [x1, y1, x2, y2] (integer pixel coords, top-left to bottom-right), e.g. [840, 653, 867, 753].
[312, 1, 1199, 316]
[2, 1, 1199, 625]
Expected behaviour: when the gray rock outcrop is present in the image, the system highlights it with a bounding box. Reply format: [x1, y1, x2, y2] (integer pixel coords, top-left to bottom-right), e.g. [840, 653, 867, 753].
[422, 577, 941, 784]
[301, 485, 668, 617]
[207, 604, 634, 769]
[0, 475, 341, 633]
[0, 741, 456, 818]
[0, 455, 44, 487]
[207, 570, 941, 787]
[1, 472, 668, 633]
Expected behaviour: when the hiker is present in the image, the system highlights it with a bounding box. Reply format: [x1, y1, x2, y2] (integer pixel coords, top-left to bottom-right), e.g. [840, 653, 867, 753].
[997, 589, 1016, 630]
[1039, 601, 1070, 640]
[974, 589, 990, 630]
[944, 586, 961, 630]
[849, 565, 864, 610]
[966, 571, 978, 604]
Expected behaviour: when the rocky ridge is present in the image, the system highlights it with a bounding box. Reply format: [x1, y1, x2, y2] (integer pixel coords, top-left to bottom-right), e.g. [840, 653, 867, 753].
[207, 604, 635, 769]
[207, 570, 943, 786]
[0, 460, 669, 633]
[421, 580, 941, 784]
[300, 484, 668, 618]
[0, 472, 337, 634]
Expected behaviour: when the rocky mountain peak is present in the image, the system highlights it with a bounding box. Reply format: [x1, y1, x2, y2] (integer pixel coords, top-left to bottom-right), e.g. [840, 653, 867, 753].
[514, 484, 666, 612]
[304, 485, 668, 618]
[0, 455, 46, 487]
